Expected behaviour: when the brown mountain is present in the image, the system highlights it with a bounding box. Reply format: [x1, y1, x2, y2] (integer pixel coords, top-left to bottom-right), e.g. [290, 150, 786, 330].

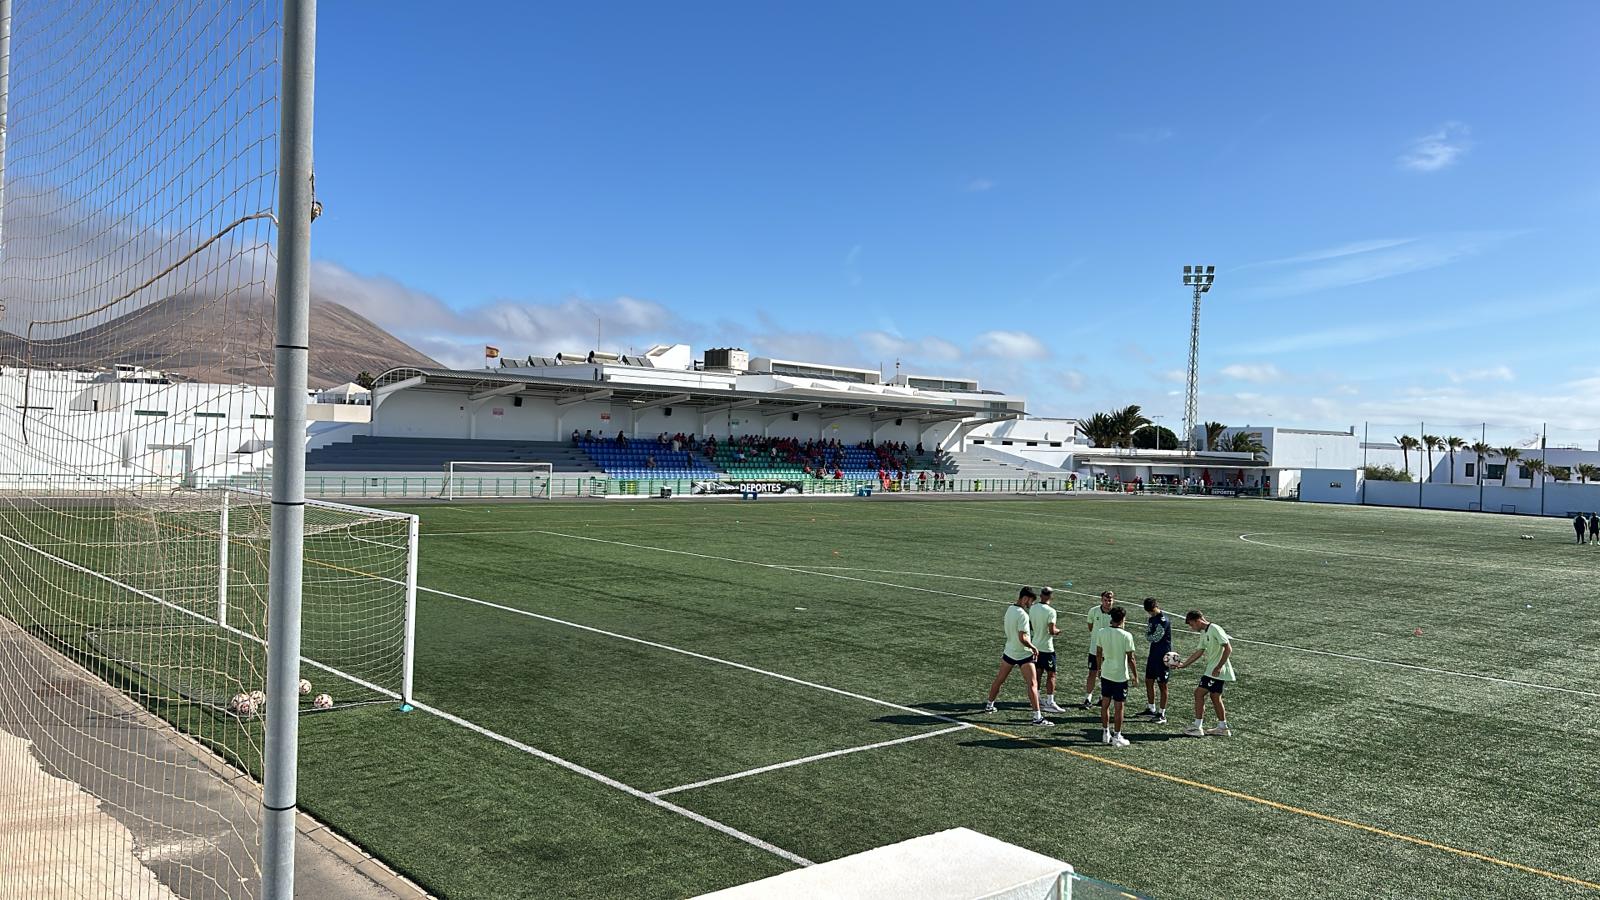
[0, 292, 438, 388]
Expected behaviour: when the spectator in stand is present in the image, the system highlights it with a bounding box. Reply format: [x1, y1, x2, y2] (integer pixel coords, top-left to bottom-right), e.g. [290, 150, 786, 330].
[571, 429, 580, 445]
[645, 455, 657, 469]
[918, 471, 928, 490]
[616, 430, 628, 447]
[584, 429, 594, 442]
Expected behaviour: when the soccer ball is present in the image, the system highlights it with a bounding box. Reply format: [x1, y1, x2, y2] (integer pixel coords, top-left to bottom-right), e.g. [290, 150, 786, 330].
[248, 689, 266, 708]
[1163, 651, 1183, 668]
[228, 692, 256, 716]
[297, 678, 312, 695]
[312, 693, 334, 710]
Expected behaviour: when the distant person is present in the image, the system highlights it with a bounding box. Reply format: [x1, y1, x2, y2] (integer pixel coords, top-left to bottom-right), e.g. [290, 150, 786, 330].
[1094, 607, 1138, 748]
[1172, 610, 1235, 737]
[571, 429, 580, 445]
[1080, 591, 1117, 709]
[584, 429, 593, 441]
[1139, 597, 1172, 724]
[982, 587, 1053, 726]
[1589, 512, 1598, 544]
[1029, 587, 1066, 714]
[1575, 513, 1587, 545]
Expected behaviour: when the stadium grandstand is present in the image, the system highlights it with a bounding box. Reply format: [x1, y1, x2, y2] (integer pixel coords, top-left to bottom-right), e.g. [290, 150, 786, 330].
[277, 343, 1037, 497]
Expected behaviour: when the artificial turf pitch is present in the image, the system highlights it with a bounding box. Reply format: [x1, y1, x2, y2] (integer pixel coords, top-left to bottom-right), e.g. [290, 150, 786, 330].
[26, 494, 1600, 898]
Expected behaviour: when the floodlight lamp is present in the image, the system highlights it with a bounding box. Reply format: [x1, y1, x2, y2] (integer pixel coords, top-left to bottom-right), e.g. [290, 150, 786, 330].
[1184, 265, 1193, 274]
[1206, 265, 1215, 274]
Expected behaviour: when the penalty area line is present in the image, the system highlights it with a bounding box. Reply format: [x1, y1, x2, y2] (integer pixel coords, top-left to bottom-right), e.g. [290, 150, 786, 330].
[409, 700, 813, 867]
[417, 581, 1598, 893]
[652, 725, 971, 798]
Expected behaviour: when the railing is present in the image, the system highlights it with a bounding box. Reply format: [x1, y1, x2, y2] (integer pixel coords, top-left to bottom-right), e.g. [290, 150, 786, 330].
[0, 472, 1271, 501]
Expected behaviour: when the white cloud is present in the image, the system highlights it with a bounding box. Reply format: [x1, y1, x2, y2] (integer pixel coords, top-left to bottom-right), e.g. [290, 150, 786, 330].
[1238, 230, 1522, 300]
[1059, 370, 1086, 391]
[860, 330, 962, 363]
[1445, 365, 1514, 383]
[964, 178, 996, 193]
[1160, 369, 1187, 384]
[1236, 238, 1419, 270]
[1218, 363, 1282, 383]
[310, 259, 679, 365]
[1399, 122, 1471, 172]
[971, 330, 1049, 360]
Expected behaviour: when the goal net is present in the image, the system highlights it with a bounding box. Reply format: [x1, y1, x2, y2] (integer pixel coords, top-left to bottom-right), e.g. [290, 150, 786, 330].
[442, 460, 554, 500]
[0, 1, 334, 896]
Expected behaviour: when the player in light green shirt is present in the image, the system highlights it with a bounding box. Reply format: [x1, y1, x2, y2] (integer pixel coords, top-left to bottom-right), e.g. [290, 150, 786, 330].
[1080, 591, 1116, 709]
[982, 587, 1053, 726]
[1172, 610, 1235, 737]
[1028, 587, 1065, 714]
[1093, 607, 1139, 748]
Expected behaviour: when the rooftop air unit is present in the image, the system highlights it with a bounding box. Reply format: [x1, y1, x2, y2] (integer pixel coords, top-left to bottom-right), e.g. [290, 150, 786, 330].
[702, 348, 749, 373]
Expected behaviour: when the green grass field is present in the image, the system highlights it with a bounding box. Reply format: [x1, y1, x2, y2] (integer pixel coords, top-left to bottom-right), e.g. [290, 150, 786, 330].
[12, 493, 1600, 898]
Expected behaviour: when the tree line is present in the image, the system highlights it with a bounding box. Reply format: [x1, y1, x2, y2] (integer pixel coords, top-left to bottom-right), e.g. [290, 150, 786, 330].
[1385, 434, 1598, 486]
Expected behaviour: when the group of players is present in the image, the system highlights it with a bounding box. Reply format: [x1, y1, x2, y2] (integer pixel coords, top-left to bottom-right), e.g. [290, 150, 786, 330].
[982, 586, 1236, 746]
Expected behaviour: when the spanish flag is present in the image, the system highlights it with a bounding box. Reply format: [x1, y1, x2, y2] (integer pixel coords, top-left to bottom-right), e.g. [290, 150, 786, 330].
[484, 346, 500, 359]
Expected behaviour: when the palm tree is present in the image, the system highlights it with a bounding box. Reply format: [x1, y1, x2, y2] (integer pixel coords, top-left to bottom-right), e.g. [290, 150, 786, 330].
[1203, 421, 1227, 451]
[1227, 431, 1267, 458]
[1577, 463, 1600, 484]
[1445, 436, 1466, 483]
[1469, 441, 1493, 485]
[1110, 404, 1152, 447]
[1082, 412, 1117, 448]
[1422, 435, 1444, 483]
[1524, 457, 1547, 488]
[1395, 435, 1420, 478]
[1498, 447, 1520, 487]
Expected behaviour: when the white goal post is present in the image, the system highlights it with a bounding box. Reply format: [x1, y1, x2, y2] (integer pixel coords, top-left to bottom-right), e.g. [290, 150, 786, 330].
[441, 461, 555, 501]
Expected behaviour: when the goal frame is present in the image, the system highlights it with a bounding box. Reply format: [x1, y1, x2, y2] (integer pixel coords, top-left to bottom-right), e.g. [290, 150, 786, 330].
[441, 461, 555, 501]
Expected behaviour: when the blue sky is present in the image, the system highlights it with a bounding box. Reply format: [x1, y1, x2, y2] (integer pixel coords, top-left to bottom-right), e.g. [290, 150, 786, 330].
[309, 2, 1600, 431]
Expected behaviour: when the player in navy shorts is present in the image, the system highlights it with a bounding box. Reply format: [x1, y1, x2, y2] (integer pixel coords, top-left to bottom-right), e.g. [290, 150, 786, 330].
[1138, 597, 1172, 724]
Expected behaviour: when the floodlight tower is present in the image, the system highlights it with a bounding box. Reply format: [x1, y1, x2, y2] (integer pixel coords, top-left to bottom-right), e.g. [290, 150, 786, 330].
[1180, 265, 1216, 450]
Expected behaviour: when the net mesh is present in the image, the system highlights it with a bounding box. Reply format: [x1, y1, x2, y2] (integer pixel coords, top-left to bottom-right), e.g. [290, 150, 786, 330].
[0, 3, 408, 897]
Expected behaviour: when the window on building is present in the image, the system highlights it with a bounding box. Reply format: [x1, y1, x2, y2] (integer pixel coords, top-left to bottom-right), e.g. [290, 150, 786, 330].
[1518, 465, 1531, 480]
[1485, 463, 1505, 480]
[1464, 462, 1475, 478]
[133, 409, 167, 417]
[249, 413, 273, 420]
[194, 411, 225, 419]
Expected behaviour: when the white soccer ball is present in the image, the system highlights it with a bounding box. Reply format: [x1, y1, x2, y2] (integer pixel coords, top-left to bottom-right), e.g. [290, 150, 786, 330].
[1163, 651, 1183, 668]
[297, 678, 312, 695]
[312, 693, 334, 710]
[228, 693, 256, 716]
[248, 689, 266, 708]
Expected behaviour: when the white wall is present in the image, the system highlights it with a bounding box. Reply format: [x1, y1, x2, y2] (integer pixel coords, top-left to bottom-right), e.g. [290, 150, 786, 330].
[1298, 469, 1360, 504]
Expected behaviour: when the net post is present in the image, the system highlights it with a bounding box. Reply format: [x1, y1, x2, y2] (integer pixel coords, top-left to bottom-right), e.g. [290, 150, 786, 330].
[401, 514, 420, 708]
[263, 1, 316, 897]
[217, 490, 230, 628]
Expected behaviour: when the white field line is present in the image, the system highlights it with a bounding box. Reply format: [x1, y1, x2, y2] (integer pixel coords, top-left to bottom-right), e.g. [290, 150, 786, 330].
[652, 724, 971, 798]
[409, 700, 813, 867]
[4, 533, 813, 866]
[411, 583, 972, 724]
